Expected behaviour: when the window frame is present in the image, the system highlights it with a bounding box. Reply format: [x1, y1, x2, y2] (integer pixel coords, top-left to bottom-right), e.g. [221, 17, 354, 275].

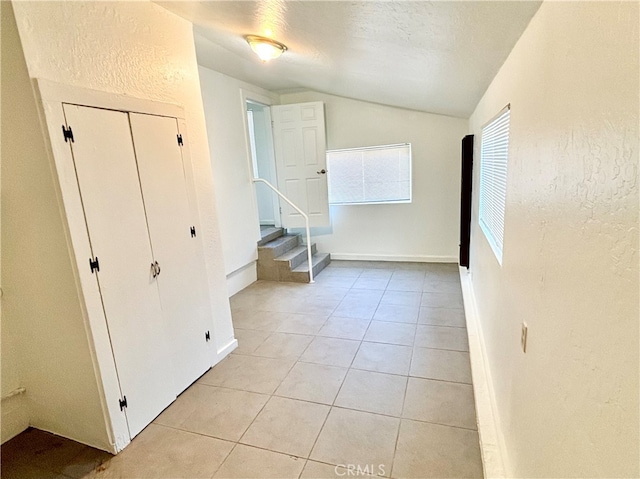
[478, 105, 510, 265]
[326, 143, 413, 206]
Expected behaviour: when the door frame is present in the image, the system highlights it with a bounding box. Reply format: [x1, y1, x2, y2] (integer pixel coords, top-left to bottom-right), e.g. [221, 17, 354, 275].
[34, 79, 192, 453]
[240, 89, 281, 231]
[460, 134, 474, 268]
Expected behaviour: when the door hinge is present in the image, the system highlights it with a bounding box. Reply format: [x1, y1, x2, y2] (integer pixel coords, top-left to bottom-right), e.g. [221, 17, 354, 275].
[119, 396, 127, 411]
[89, 257, 100, 274]
[279, 207, 282, 214]
[190, 226, 196, 237]
[62, 125, 74, 143]
[177, 134, 183, 146]
[205, 331, 211, 342]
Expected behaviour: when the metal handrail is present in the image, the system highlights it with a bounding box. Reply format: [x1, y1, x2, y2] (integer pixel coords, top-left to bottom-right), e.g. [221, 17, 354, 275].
[252, 178, 314, 283]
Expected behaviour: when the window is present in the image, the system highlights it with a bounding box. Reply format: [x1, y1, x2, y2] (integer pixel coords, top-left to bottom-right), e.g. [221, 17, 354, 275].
[326, 143, 412, 205]
[479, 106, 510, 264]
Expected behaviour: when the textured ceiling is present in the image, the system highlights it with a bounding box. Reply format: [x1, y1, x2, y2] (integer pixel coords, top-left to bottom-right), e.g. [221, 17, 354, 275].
[158, 1, 541, 118]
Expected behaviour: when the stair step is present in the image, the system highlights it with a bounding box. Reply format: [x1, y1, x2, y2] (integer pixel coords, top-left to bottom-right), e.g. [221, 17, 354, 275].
[258, 234, 299, 260]
[258, 226, 285, 246]
[274, 244, 318, 270]
[282, 252, 331, 283]
[256, 226, 332, 283]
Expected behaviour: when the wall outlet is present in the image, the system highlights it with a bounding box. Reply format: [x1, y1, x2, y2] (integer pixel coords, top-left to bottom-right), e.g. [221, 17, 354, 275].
[521, 322, 528, 353]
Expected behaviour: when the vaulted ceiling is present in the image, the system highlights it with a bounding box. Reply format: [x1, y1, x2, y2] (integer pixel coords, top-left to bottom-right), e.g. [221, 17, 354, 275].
[158, 1, 541, 118]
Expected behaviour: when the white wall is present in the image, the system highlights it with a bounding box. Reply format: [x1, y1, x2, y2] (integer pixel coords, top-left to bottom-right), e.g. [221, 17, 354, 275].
[0, 4, 30, 442]
[467, 2, 638, 477]
[1, 1, 107, 447]
[5, 0, 235, 448]
[280, 91, 468, 262]
[198, 65, 279, 294]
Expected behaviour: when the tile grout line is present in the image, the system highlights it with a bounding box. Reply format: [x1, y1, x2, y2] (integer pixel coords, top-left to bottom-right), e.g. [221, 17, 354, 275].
[199, 359, 471, 396]
[215, 264, 473, 477]
[230, 345, 303, 457]
[12, 263, 468, 479]
[212, 345, 305, 477]
[390, 303, 419, 477]
[301, 266, 365, 476]
[234, 273, 366, 471]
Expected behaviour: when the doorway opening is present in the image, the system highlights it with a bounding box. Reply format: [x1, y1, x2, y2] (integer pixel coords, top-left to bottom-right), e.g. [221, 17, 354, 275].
[245, 99, 333, 282]
[246, 100, 280, 229]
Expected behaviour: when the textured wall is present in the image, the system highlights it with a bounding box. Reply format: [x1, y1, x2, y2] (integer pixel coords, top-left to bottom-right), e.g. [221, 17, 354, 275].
[280, 91, 468, 262]
[12, 0, 234, 351]
[2, 1, 110, 447]
[15, 1, 233, 356]
[1, 1, 34, 444]
[7, 0, 236, 447]
[468, 2, 639, 477]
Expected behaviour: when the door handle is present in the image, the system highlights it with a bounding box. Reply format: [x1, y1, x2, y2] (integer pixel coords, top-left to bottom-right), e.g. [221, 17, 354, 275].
[151, 261, 161, 278]
[317, 169, 327, 175]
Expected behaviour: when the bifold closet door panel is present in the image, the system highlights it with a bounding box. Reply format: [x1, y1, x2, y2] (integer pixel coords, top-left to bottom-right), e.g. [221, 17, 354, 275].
[62, 105, 176, 438]
[129, 113, 211, 394]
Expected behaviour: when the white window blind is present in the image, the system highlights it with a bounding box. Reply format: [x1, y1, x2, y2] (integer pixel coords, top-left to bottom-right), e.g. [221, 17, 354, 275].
[479, 106, 510, 264]
[326, 143, 412, 205]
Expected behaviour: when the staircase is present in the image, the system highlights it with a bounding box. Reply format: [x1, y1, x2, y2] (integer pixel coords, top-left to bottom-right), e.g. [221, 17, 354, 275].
[257, 226, 331, 283]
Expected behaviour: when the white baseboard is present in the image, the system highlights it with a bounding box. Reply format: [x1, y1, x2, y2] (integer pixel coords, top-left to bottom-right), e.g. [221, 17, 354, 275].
[226, 262, 257, 297]
[213, 337, 238, 366]
[1, 395, 29, 444]
[459, 266, 508, 479]
[330, 253, 458, 263]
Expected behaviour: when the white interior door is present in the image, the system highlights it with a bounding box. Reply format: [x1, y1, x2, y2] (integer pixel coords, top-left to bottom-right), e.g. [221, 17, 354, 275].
[63, 104, 175, 439]
[129, 113, 211, 394]
[271, 102, 330, 228]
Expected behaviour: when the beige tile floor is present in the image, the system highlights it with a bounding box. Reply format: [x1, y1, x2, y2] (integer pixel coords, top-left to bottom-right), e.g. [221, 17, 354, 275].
[1, 261, 483, 479]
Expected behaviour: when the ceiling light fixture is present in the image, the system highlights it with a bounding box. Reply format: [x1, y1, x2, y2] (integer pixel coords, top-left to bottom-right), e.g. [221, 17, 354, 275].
[245, 35, 287, 62]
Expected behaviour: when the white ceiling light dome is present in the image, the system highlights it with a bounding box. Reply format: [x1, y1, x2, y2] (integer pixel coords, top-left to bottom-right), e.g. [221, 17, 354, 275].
[245, 35, 288, 62]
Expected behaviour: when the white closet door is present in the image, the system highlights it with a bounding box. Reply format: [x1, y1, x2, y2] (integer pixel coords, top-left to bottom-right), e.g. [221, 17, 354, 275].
[129, 113, 211, 394]
[63, 105, 175, 438]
